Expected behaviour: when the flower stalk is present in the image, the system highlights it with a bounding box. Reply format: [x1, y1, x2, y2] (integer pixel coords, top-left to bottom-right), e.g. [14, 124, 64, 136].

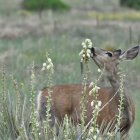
[42, 52, 54, 139]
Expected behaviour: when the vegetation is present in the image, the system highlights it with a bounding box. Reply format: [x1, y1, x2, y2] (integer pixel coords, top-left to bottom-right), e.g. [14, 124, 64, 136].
[89, 11, 140, 21]
[0, 0, 140, 139]
[22, 0, 69, 12]
[0, 40, 125, 139]
[120, 0, 140, 10]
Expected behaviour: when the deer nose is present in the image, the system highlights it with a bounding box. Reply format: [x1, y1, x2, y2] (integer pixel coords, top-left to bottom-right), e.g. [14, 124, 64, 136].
[90, 47, 96, 57]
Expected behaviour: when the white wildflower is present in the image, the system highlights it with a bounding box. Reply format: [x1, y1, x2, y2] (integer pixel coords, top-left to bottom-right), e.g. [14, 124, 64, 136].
[47, 58, 52, 63]
[80, 58, 83, 62]
[93, 135, 97, 140]
[96, 128, 100, 134]
[87, 49, 91, 54]
[81, 42, 85, 46]
[39, 133, 41, 136]
[50, 62, 54, 68]
[88, 127, 93, 134]
[87, 53, 90, 58]
[82, 42, 86, 49]
[79, 50, 84, 56]
[43, 63, 47, 67]
[85, 38, 90, 42]
[98, 101, 102, 107]
[41, 67, 46, 71]
[97, 69, 101, 72]
[85, 38, 92, 48]
[79, 39, 93, 62]
[89, 85, 100, 95]
[82, 54, 85, 58]
[95, 105, 99, 110]
[88, 43, 92, 48]
[89, 82, 94, 88]
[123, 74, 126, 77]
[47, 65, 51, 70]
[36, 122, 39, 127]
[89, 90, 93, 95]
[93, 85, 100, 93]
[85, 38, 91, 44]
[91, 101, 94, 107]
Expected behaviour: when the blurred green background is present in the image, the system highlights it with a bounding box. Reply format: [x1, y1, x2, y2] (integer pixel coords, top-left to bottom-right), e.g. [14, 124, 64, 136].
[0, 0, 139, 139]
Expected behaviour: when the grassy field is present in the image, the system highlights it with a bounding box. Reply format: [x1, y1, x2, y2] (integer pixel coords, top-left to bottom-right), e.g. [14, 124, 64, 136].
[0, 0, 140, 139]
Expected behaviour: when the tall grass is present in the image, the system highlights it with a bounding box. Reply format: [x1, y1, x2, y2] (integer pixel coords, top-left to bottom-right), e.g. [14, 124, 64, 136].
[0, 0, 140, 140]
[0, 39, 127, 140]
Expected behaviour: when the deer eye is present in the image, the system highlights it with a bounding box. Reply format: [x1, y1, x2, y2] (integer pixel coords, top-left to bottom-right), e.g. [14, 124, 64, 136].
[106, 52, 113, 57]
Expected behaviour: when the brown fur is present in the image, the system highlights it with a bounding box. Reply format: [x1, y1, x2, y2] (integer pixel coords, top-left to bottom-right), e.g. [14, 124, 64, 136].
[38, 84, 135, 136]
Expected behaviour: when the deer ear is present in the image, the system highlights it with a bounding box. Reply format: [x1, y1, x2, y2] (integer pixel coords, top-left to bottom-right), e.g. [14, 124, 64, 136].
[120, 46, 139, 60]
[113, 49, 122, 58]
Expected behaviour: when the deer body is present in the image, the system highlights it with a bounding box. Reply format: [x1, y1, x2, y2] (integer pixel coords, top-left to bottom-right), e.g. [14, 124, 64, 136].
[38, 85, 119, 124]
[37, 46, 139, 138]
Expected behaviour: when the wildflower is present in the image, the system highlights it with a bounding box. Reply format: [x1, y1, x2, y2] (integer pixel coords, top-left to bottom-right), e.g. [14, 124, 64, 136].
[89, 82, 94, 88]
[85, 38, 91, 43]
[89, 85, 100, 95]
[43, 63, 47, 67]
[96, 128, 100, 134]
[89, 90, 93, 95]
[41, 67, 45, 71]
[97, 69, 101, 73]
[47, 65, 51, 70]
[93, 135, 97, 140]
[80, 58, 83, 62]
[39, 133, 41, 136]
[79, 50, 84, 56]
[41, 56, 54, 73]
[31, 73, 35, 79]
[82, 42, 86, 49]
[91, 101, 94, 107]
[95, 105, 99, 110]
[93, 85, 100, 93]
[42, 63, 47, 71]
[88, 127, 94, 134]
[79, 39, 93, 63]
[98, 101, 102, 107]
[87, 49, 91, 54]
[82, 54, 86, 58]
[85, 38, 92, 48]
[87, 53, 90, 58]
[36, 122, 39, 127]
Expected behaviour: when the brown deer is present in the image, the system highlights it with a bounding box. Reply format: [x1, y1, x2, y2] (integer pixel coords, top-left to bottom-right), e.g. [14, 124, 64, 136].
[37, 46, 139, 138]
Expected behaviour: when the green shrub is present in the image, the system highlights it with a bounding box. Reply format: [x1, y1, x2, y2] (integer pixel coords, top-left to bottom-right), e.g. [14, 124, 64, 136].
[22, 0, 70, 12]
[120, 0, 140, 10]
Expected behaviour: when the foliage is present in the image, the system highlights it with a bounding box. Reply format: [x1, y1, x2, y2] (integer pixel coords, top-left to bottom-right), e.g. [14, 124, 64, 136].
[89, 11, 140, 21]
[0, 0, 140, 139]
[0, 39, 125, 139]
[120, 0, 140, 10]
[22, 0, 70, 12]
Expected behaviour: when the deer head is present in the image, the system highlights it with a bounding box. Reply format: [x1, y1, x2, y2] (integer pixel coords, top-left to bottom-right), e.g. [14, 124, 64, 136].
[90, 46, 139, 89]
[90, 46, 139, 76]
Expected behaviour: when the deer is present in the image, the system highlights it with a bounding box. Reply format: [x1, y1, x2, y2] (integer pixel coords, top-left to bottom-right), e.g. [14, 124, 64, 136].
[36, 45, 139, 138]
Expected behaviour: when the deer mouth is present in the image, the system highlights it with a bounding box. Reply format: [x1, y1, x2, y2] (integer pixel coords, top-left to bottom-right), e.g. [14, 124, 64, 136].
[90, 47, 96, 58]
[90, 47, 104, 69]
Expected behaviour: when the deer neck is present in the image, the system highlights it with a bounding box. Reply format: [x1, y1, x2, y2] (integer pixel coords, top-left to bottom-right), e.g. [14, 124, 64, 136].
[106, 70, 121, 91]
